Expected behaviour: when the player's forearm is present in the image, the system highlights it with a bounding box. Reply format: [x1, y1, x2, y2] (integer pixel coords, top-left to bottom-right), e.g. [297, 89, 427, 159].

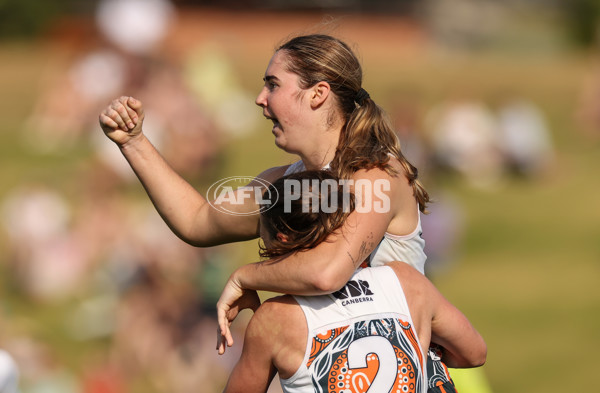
[432, 322, 487, 368]
[236, 248, 356, 295]
[236, 222, 380, 295]
[119, 133, 209, 244]
[440, 342, 487, 368]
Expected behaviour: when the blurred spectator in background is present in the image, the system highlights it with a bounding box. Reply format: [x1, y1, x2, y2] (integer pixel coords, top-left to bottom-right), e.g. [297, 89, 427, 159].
[424, 92, 554, 188]
[5, 1, 247, 390]
[425, 96, 504, 189]
[495, 97, 554, 179]
[0, 183, 231, 392]
[23, 0, 176, 153]
[0, 157, 235, 392]
[24, 0, 224, 181]
[4, 339, 79, 393]
[95, 0, 175, 57]
[0, 185, 87, 302]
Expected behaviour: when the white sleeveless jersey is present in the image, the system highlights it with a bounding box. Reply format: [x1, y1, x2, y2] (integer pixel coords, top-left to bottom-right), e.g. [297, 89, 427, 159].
[283, 160, 427, 274]
[368, 214, 426, 274]
[280, 266, 426, 393]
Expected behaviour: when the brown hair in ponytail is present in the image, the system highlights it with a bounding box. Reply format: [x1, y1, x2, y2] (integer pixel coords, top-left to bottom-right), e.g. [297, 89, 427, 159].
[277, 34, 429, 212]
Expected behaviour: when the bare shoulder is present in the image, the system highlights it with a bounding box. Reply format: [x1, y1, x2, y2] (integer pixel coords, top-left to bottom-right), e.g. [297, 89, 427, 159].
[250, 295, 302, 332]
[387, 261, 424, 281]
[243, 296, 297, 347]
[386, 261, 434, 300]
[351, 165, 395, 182]
[350, 159, 413, 196]
[379, 157, 420, 234]
[350, 160, 417, 235]
[259, 294, 299, 313]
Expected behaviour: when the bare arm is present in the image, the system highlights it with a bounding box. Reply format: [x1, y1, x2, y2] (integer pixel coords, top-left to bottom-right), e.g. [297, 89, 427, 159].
[430, 294, 487, 368]
[99, 96, 286, 246]
[237, 210, 385, 293]
[217, 206, 387, 353]
[240, 167, 399, 293]
[394, 262, 486, 368]
[390, 261, 486, 368]
[217, 167, 404, 353]
[222, 302, 279, 393]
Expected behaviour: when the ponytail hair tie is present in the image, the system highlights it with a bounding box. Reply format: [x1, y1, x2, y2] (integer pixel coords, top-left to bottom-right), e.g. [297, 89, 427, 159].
[354, 88, 370, 106]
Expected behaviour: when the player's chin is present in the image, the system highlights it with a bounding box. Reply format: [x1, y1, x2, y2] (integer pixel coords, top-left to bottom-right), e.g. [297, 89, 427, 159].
[275, 141, 298, 155]
[273, 136, 286, 150]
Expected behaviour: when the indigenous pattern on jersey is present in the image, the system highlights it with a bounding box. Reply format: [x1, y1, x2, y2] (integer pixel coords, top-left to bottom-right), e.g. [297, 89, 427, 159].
[307, 317, 424, 393]
[426, 346, 456, 393]
[281, 267, 426, 393]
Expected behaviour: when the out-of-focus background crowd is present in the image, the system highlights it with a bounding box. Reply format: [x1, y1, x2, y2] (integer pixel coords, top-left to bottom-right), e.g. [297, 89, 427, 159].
[0, 0, 598, 392]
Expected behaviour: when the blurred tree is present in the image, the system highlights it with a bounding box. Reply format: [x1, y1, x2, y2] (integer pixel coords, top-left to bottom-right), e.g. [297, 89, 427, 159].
[0, 0, 95, 40]
[562, 0, 600, 47]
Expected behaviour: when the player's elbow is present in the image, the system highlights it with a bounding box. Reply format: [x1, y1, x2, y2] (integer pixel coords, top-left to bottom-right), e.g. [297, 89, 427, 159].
[310, 258, 354, 294]
[186, 235, 219, 248]
[442, 332, 487, 368]
[473, 341, 487, 367]
[465, 338, 487, 368]
[169, 229, 213, 248]
[311, 273, 344, 294]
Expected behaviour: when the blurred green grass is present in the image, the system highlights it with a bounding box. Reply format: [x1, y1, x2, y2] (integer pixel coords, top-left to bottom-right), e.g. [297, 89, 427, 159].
[1, 38, 599, 393]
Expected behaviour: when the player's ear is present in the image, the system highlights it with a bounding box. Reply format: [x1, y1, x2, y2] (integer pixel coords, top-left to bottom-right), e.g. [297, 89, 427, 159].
[310, 81, 330, 108]
[276, 232, 290, 243]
